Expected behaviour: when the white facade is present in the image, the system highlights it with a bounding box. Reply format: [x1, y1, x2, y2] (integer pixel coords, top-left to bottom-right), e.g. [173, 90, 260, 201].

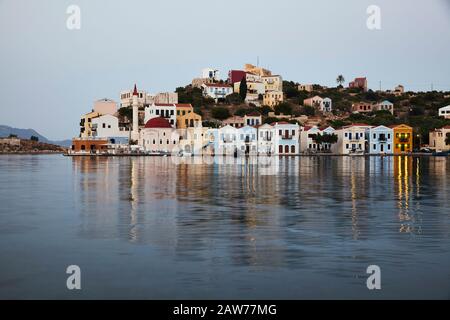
[202, 68, 219, 81]
[304, 96, 323, 108]
[217, 125, 238, 155]
[321, 98, 332, 112]
[439, 105, 450, 119]
[243, 114, 262, 127]
[257, 124, 275, 155]
[202, 84, 233, 101]
[144, 103, 177, 127]
[332, 124, 370, 155]
[140, 127, 179, 153]
[178, 127, 212, 155]
[273, 122, 300, 155]
[237, 126, 258, 155]
[300, 126, 335, 152]
[374, 100, 394, 114]
[91, 114, 129, 140]
[366, 125, 393, 154]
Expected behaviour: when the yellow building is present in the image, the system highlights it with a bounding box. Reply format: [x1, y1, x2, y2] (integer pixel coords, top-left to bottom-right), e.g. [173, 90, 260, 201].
[429, 125, 450, 152]
[263, 91, 284, 108]
[390, 124, 413, 153]
[80, 111, 101, 138]
[262, 75, 283, 92]
[175, 103, 202, 129]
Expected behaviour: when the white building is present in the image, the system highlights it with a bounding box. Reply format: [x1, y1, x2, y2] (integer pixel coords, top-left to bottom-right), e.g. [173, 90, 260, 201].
[244, 113, 262, 126]
[374, 100, 394, 114]
[202, 68, 220, 81]
[237, 126, 258, 155]
[366, 125, 393, 154]
[438, 105, 450, 119]
[300, 126, 336, 153]
[202, 83, 233, 102]
[91, 114, 129, 141]
[217, 125, 238, 155]
[139, 117, 180, 154]
[322, 98, 332, 113]
[144, 103, 177, 127]
[257, 124, 275, 155]
[178, 127, 212, 155]
[303, 95, 323, 108]
[273, 122, 300, 155]
[120, 87, 149, 108]
[332, 124, 371, 155]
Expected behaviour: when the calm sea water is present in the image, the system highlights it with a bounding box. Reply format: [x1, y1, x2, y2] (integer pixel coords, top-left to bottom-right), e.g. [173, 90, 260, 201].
[0, 155, 448, 299]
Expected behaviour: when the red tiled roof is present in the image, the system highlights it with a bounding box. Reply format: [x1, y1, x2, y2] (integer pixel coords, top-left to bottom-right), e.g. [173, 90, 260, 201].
[144, 117, 172, 128]
[246, 111, 261, 117]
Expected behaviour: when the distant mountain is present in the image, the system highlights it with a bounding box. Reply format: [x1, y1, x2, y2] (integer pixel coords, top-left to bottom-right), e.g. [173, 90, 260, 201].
[0, 125, 71, 147]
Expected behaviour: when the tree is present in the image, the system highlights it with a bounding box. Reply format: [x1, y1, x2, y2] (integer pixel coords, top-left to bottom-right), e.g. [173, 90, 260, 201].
[312, 133, 338, 150]
[239, 77, 247, 101]
[274, 102, 293, 115]
[226, 93, 243, 105]
[30, 136, 39, 142]
[336, 75, 345, 87]
[211, 107, 230, 120]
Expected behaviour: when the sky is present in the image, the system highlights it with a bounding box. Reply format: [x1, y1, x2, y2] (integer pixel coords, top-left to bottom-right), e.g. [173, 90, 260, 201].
[0, 0, 449, 140]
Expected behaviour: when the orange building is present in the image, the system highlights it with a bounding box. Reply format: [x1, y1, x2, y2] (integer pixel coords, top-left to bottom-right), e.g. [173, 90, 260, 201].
[390, 124, 413, 153]
[71, 138, 108, 154]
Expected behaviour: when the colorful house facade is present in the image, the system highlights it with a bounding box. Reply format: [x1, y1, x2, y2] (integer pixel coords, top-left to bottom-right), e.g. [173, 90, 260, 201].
[390, 124, 413, 153]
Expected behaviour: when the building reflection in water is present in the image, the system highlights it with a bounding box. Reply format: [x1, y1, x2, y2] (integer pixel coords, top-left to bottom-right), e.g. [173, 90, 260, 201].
[71, 155, 448, 270]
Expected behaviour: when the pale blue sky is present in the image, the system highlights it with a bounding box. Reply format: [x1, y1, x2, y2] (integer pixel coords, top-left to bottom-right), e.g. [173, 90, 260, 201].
[0, 0, 449, 139]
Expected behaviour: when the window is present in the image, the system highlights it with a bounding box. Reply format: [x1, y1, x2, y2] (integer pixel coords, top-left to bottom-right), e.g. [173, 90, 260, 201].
[373, 144, 376, 150]
[156, 110, 160, 115]
[279, 130, 282, 135]
[291, 145, 295, 153]
[102, 123, 106, 128]
[373, 133, 376, 139]
[346, 144, 349, 149]
[285, 145, 289, 153]
[279, 145, 283, 153]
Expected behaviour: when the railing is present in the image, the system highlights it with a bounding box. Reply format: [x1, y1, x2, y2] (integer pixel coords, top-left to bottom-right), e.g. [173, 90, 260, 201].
[282, 135, 293, 140]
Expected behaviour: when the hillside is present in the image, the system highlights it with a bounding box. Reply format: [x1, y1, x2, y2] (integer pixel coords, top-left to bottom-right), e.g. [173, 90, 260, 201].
[0, 138, 66, 154]
[0, 125, 71, 147]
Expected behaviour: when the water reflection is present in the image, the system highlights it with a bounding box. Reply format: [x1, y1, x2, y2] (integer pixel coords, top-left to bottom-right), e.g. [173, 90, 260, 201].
[70, 156, 449, 269]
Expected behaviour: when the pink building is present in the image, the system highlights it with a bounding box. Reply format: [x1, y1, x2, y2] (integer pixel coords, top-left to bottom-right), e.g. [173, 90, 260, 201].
[349, 77, 368, 91]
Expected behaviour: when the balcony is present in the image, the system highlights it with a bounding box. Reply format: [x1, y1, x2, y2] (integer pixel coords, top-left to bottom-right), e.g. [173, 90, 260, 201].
[282, 135, 293, 140]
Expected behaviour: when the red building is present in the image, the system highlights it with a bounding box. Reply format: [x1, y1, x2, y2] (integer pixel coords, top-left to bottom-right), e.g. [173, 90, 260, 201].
[228, 70, 246, 84]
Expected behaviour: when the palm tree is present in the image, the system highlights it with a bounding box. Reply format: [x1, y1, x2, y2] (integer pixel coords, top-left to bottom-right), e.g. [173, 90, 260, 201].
[336, 75, 345, 87]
